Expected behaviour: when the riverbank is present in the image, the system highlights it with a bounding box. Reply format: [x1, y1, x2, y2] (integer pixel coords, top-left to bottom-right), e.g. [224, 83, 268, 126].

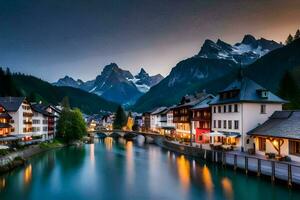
[0, 140, 68, 174]
[158, 139, 300, 188]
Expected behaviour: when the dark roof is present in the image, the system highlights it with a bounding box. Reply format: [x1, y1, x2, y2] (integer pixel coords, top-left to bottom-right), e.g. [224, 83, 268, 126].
[191, 94, 215, 110]
[174, 93, 209, 109]
[248, 111, 300, 140]
[210, 77, 287, 105]
[151, 107, 168, 115]
[0, 123, 12, 128]
[31, 103, 54, 117]
[0, 97, 26, 112]
[0, 113, 12, 119]
[46, 105, 62, 114]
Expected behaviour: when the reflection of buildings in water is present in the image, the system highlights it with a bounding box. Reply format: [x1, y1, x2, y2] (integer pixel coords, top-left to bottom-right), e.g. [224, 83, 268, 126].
[104, 137, 113, 151]
[176, 155, 190, 191]
[221, 177, 233, 200]
[0, 177, 5, 189]
[90, 143, 95, 164]
[202, 165, 214, 198]
[24, 164, 32, 186]
[126, 141, 134, 187]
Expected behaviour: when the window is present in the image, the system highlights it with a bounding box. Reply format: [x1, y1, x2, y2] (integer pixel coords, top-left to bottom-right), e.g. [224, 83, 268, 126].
[258, 137, 266, 151]
[234, 104, 238, 112]
[260, 105, 266, 114]
[234, 120, 239, 130]
[289, 140, 300, 156]
[223, 120, 227, 129]
[213, 120, 216, 128]
[218, 106, 222, 113]
[198, 135, 203, 141]
[228, 105, 232, 112]
[228, 120, 232, 129]
[218, 120, 221, 128]
[213, 106, 216, 113]
[223, 105, 227, 113]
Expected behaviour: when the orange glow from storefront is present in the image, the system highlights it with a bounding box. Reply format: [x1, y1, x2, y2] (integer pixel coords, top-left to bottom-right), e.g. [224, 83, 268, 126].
[176, 155, 190, 191]
[221, 177, 233, 200]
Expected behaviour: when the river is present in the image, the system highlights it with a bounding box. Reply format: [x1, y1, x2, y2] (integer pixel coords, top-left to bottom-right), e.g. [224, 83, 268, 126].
[1, 137, 300, 200]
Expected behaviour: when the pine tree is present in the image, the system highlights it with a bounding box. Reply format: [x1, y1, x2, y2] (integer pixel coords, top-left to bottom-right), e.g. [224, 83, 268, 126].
[278, 71, 300, 109]
[285, 34, 294, 45]
[294, 29, 300, 40]
[113, 105, 127, 130]
[61, 96, 70, 109]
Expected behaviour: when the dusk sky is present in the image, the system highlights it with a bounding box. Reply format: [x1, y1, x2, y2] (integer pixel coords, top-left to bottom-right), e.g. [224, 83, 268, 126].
[0, 0, 299, 82]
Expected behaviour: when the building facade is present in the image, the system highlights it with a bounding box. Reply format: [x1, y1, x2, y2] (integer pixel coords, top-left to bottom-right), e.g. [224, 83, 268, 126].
[210, 78, 286, 151]
[191, 95, 214, 144]
[248, 111, 300, 162]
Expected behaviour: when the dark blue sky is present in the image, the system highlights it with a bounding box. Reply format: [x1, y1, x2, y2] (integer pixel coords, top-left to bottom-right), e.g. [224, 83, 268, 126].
[0, 0, 299, 82]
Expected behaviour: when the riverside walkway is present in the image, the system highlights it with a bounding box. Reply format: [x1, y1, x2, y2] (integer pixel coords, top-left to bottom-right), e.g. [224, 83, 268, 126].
[161, 140, 300, 187]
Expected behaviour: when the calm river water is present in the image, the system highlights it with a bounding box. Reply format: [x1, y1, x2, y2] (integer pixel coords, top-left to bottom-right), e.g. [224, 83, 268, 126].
[1, 138, 300, 200]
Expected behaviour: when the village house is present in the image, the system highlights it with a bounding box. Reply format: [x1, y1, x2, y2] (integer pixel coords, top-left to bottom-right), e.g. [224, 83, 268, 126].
[172, 93, 207, 142]
[150, 107, 167, 133]
[248, 111, 300, 162]
[31, 103, 55, 141]
[210, 77, 287, 152]
[141, 111, 151, 132]
[0, 97, 33, 139]
[191, 94, 215, 144]
[45, 105, 61, 137]
[0, 105, 12, 137]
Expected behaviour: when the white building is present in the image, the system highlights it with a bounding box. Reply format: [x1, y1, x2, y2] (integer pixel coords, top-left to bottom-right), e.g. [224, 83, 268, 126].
[45, 105, 61, 137]
[31, 103, 55, 141]
[210, 77, 287, 152]
[0, 97, 33, 138]
[150, 107, 167, 132]
[248, 111, 300, 162]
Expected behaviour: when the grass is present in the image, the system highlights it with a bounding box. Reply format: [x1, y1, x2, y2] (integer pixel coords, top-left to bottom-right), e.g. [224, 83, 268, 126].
[39, 139, 64, 149]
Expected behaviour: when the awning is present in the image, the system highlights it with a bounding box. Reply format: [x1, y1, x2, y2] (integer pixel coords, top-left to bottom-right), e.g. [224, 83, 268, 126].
[161, 126, 176, 130]
[206, 131, 225, 137]
[224, 132, 241, 138]
[0, 136, 19, 141]
[0, 145, 9, 149]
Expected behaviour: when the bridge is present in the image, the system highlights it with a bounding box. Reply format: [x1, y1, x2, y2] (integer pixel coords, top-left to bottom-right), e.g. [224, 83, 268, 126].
[88, 130, 163, 143]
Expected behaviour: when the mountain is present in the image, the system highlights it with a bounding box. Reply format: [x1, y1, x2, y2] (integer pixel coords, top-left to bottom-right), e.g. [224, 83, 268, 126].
[53, 76, 83, 88]
[245, 38, 300, 92]
[198, 34, 283, 65]
[127, 68, 164, 93]
[11, 73, 119, 114]
[53, 63, 163, 105]
[133, 35, 285, 112]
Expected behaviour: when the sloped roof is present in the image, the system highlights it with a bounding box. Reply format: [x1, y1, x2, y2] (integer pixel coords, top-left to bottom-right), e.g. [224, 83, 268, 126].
[248, 111, 300, 140]
[191, 94, 215, 110]
[210, 77, 287, 105]
[0, 97, 26, 112]
[31, 103, 54, 117]
[151, 107, 168, 115]
[174, 93, 210, 109]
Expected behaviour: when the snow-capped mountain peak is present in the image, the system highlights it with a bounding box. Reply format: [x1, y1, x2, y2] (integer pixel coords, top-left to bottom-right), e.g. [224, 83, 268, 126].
[197, 34, 283, 65]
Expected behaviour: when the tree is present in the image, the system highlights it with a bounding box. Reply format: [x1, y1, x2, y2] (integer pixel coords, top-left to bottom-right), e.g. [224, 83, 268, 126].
[295, 29, 300, 40]
[61, 96, 70, 109]
[113, 105, 127, 130]
[57, 108, 87, 143]
[0, 67, 21, 96]
[278, 71, 300, 109]
[285, 34, 294, 45]
[28, 92, 38, 102]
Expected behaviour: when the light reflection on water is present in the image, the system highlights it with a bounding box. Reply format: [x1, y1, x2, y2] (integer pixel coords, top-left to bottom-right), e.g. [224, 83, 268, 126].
[176, 155, 191, 191]
[0, 177, 5, 190]
[221, 177, 234, 200]
[0, 139, 300, 200]
[23, 164, 32, 186]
